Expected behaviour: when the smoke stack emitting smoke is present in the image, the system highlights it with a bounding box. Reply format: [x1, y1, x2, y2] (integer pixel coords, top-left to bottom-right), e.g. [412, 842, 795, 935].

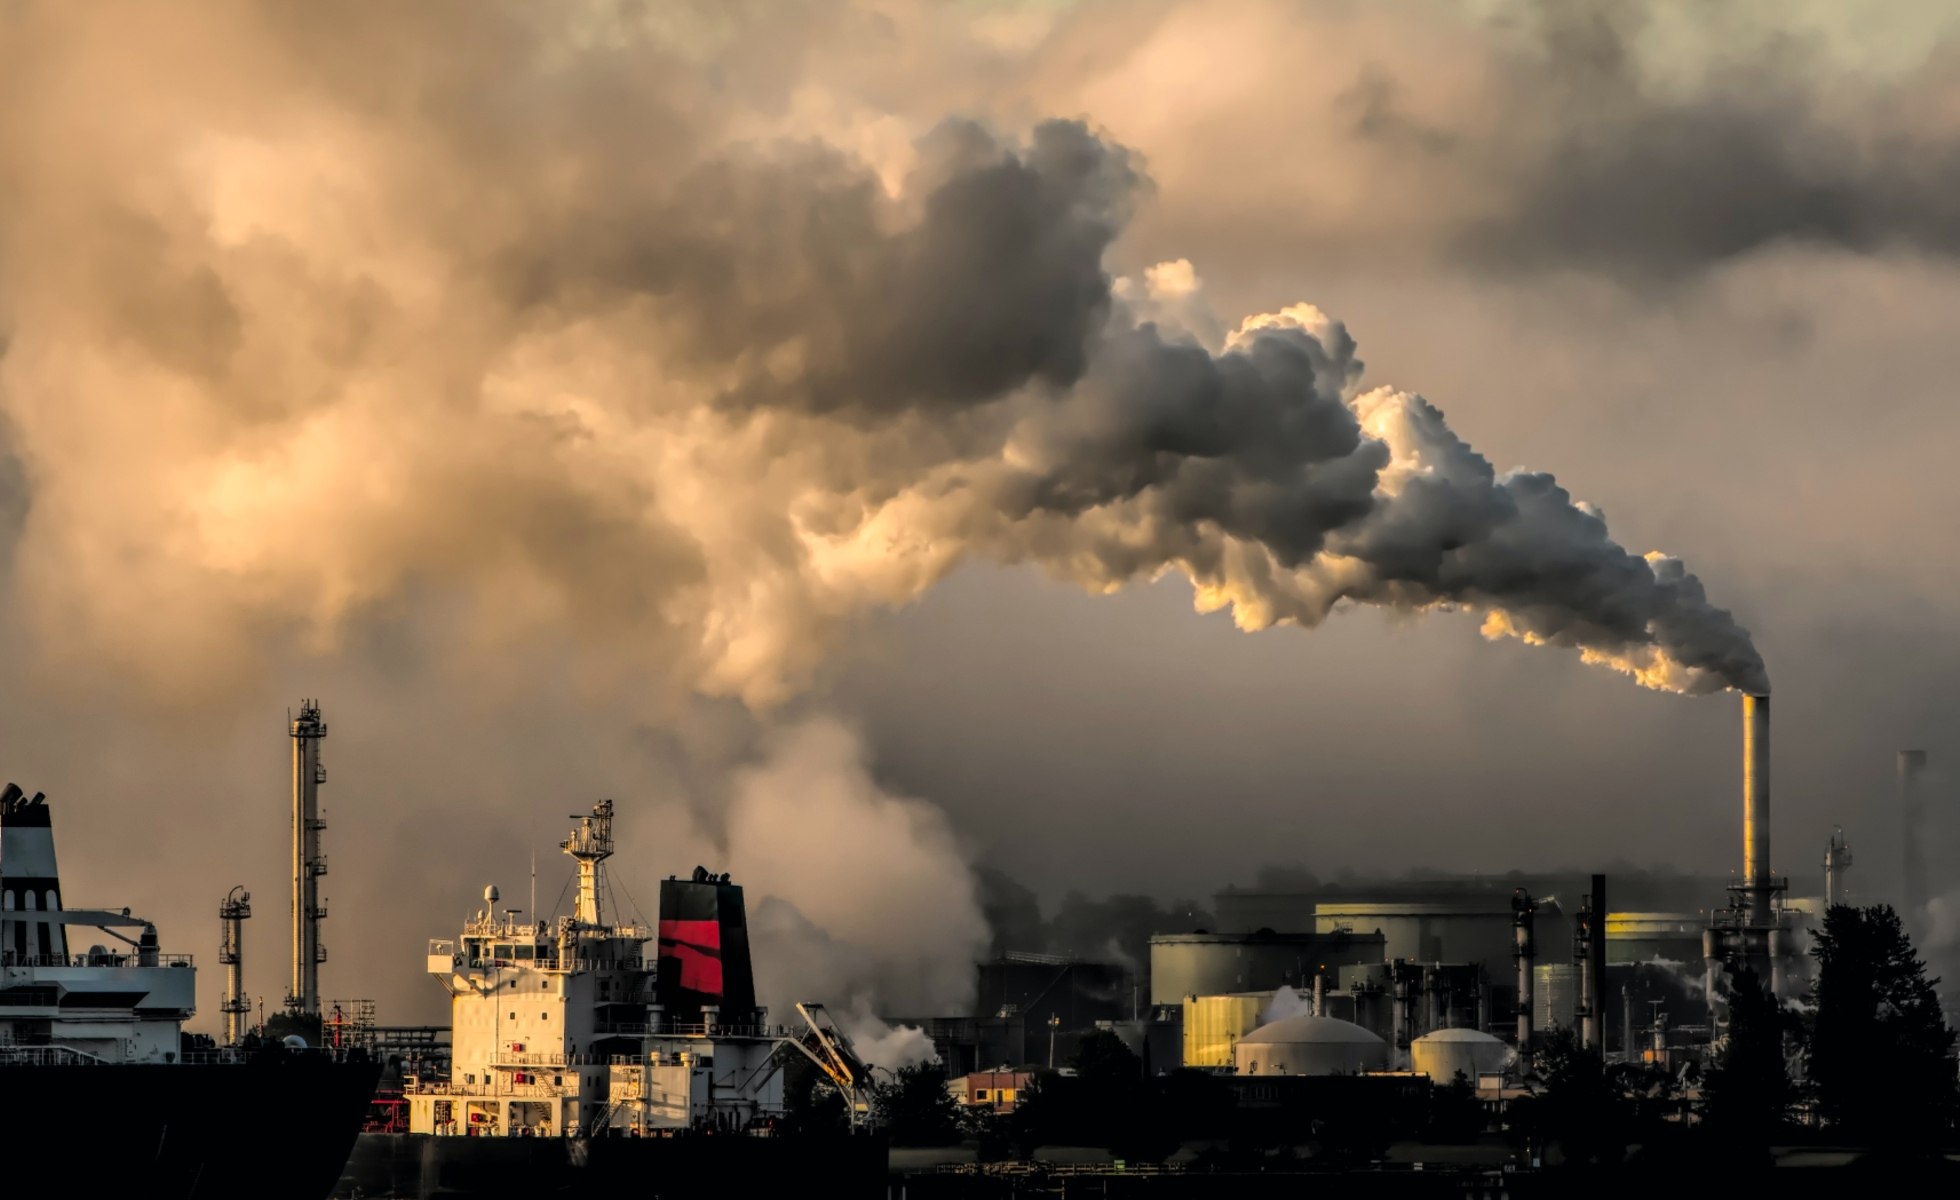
[0, 5, 1770, 1028]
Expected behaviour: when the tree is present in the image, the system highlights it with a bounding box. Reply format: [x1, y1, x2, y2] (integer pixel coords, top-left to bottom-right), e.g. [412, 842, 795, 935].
[1700, 968, 1792, 1157]
[871, 1063, 962, 1146]
[1807, 904, 1958, 1145]
[780, 1056, 848, 1136]
[1509, 1025, 1628, 1166]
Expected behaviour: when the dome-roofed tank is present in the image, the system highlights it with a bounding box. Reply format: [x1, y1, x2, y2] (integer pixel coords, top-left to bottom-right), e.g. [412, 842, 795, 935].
[1410, 1027, 1511, 1082]
[1232, 1015, 1388, 1076]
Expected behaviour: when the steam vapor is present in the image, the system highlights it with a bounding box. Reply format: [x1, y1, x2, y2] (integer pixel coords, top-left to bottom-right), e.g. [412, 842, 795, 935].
[0, 5, 1765, 702]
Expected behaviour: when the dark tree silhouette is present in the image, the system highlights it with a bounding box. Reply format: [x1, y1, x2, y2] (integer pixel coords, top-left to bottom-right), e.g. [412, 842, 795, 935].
[871, 1062, 961, 1146]
[1700, 967, 1792, 1158]
[1808, 904, 1957, 1146]
[1509, 1025, 1628, 1167]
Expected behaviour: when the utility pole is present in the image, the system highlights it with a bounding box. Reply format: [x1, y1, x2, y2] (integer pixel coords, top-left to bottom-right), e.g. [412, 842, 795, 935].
[1047, 1013, 1060, 1069]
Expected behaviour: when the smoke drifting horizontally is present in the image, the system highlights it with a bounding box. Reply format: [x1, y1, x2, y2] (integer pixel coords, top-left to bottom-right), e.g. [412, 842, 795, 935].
[0, 3, 1765, 704]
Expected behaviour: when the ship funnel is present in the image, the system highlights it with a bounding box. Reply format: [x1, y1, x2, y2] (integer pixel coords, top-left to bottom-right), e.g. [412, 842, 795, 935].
[1, 782, 67, 963]
[657, 870, 759, 1027]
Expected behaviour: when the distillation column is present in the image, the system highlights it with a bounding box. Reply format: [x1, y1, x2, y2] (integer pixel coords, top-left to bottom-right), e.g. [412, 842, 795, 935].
[288, 701, 328, 1015]
[219, 886, 252, 1045]
[1823, 827, 1852, 909]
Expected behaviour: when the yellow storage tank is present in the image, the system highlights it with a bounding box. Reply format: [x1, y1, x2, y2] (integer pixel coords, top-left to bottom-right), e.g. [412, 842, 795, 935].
[1182, 993, 1271, 1068]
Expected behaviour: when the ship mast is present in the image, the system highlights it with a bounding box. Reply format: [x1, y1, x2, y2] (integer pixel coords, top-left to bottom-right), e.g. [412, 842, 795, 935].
[560, 799, 613, 926]
[287, 701, 328, 1016]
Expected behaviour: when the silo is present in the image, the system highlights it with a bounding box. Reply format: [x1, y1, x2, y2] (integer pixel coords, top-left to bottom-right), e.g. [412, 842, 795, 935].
[1312, 900, 1522, 967]
[1232, 1015, 1389, 1076]
[1411, 1028, 1512, 1083]
[1149, 931, 1386, 1006]
[1604, 913, 1705, 965]
[1182, 993, 1270, 1068]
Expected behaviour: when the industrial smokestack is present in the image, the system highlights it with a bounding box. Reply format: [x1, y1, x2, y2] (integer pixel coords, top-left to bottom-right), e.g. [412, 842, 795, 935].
[1512, 888, 1536, 1051]
[1575, 874, 1607, 1052]
[1900, 750, 1928, 920]
[1742, 695, 1772, 926]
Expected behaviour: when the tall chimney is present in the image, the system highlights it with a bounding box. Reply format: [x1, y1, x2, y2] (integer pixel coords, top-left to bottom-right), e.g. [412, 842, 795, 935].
[1742, 695, 1772, 926]
[1576, 874, 1607, 1052]
[1899, 750, 1928, 920]
[1512, 888, 1536, 1051]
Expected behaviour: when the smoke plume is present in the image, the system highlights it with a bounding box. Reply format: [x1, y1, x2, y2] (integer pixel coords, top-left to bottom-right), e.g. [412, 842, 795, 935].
[0, 3, 1765, 700]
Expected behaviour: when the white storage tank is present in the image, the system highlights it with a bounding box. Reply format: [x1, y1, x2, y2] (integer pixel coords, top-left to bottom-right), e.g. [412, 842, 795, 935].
[1410, 1028, 1511, 1083]
[1232, 1015, 1388, 1076]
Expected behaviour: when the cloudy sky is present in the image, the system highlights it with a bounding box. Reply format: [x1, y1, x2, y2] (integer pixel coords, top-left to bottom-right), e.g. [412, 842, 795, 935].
[2, 0, 1958, 1030]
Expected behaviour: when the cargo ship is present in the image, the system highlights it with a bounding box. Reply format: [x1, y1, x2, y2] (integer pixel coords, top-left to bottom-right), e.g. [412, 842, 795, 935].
[337, 800, 887, 1198]
[0, 782, 380, 1200]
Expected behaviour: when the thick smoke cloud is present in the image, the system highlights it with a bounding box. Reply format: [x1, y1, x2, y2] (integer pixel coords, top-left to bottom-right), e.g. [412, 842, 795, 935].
[0, 4, 1765, 701]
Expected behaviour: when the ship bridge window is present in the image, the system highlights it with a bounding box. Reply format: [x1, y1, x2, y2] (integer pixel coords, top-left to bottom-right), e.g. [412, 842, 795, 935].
[514, 944, 534, 960]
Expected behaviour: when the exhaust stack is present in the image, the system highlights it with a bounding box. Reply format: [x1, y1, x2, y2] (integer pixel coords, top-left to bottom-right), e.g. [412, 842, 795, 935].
[1512, 888, 1536, 1050]
[1742, 695, 1772, 927]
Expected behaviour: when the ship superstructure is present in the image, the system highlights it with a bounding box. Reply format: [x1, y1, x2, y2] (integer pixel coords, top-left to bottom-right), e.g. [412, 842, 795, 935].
[1, 778, 379, 1200]
[408, 800, 862, 1139]
[0, 782, 195, 1063]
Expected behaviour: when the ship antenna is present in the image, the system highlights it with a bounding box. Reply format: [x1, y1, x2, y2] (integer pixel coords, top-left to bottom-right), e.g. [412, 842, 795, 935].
[530, 851, 537, 931]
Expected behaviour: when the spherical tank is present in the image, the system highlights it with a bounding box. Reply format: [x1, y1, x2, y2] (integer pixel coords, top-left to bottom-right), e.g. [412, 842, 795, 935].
[1410, 1028, 1511, 1082]
[1232, 1015, 1388, 1076]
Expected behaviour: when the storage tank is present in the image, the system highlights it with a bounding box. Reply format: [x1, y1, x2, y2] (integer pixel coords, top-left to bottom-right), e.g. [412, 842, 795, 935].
[1182, 993, 1270, 1068]
[1312, 900, 1522, 968]
[1149, 931, 1386, 1006]
[1411, 1028, 1511, 1083]
[1232, 1015, 1389, 1076]
[1604, 913, 1705, 965]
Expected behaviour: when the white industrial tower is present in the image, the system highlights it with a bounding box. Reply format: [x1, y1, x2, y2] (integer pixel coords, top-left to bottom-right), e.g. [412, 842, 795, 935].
[219, 885, 252, 1045]
[287, 701, 328, 1016]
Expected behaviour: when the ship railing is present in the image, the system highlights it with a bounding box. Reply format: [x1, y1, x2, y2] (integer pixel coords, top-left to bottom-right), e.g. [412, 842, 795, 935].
[0, 951, 195, 969]
[654, 1021, 779, 1039]
[407, 1078, 573, 1098]
[566, 956, 645, 972]
[492, 1051, 569, 1067]
[0, 1044, 112, 1066]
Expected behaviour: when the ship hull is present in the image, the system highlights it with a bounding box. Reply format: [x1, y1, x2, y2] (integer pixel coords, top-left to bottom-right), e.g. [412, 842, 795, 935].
[338, 1130, 889, 1198]
[0, 1057, 381, 1200]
